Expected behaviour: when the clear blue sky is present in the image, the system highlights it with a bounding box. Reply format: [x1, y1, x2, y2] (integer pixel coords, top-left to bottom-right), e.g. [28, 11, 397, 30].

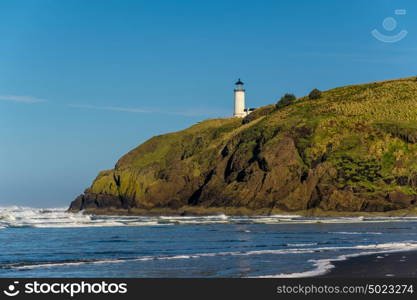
[1, 0, 417, 207]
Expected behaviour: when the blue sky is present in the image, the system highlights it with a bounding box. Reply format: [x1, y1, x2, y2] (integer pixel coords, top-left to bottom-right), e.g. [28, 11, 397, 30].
[1, 0, 417, 207]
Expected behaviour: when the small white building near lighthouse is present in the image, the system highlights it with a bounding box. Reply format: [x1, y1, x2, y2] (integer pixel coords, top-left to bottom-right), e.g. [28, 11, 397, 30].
[233, 79, 255, 118]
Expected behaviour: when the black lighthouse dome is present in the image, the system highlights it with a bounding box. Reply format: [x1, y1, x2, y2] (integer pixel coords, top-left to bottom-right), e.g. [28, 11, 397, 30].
[235, 78, 244, 85]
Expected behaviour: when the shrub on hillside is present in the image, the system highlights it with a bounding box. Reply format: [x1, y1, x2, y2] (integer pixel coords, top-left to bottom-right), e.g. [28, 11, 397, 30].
[276, 93, 296, 110]
[308, 88, 322, 100]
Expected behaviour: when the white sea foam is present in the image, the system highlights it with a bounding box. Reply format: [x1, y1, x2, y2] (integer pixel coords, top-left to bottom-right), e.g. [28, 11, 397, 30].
[286, 243, 318, 247]
[10, 241, 417, 272]
[2, 206, 417, 228]
[4, 249, 316, 270]
[256, 242, 417, 278]
[329, 232, 382, 235]
[14, 258, 126, 270]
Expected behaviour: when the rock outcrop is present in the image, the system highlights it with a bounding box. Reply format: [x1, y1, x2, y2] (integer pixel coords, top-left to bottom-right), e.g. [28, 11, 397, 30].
[69, 77, 417, 214]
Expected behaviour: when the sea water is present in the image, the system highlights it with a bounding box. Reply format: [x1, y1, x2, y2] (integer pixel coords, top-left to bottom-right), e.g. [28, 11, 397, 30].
[1, 206, 417, 277]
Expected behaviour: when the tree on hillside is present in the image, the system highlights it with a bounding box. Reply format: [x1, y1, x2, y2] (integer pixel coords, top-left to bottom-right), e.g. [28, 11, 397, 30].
[276, 93, 296, 110]
[308, 88, 322, 100]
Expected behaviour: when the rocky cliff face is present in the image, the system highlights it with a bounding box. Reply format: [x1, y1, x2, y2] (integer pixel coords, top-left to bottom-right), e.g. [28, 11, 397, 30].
[69, 77, 417, 214]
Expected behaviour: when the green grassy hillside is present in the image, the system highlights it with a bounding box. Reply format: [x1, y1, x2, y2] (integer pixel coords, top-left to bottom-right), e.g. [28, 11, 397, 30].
[70, 77, 417, 215]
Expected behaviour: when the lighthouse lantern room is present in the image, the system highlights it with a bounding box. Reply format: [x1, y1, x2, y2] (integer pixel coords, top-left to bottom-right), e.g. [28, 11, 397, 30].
[233, 79, 254, 118]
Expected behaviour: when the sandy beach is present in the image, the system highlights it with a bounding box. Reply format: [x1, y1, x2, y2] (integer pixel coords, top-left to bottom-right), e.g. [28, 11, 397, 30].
[320, 251, 417, 278]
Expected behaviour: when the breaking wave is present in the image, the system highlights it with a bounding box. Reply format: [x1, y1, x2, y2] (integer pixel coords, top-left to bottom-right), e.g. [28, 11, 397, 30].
[256, 242, 417, 278]
[5, 241, 417, 273]
[1, 206, 417, 228]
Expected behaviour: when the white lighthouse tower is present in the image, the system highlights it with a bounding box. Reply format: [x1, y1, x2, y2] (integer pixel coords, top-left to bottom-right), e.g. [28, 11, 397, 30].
[233, 79, 246, 118]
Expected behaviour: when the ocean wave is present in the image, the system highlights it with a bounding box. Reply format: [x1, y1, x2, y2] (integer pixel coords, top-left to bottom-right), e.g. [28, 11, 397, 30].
[8, 241, 417, 271]
[8, 259, 126, 270]
[256, 242, 417, 278]
[2, 206, 417, 228]
[286, 243, 318, 247]
[329, 232, 382, 235]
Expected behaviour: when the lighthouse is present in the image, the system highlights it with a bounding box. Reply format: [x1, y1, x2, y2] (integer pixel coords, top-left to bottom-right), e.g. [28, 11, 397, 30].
[233, 79, 246, 118]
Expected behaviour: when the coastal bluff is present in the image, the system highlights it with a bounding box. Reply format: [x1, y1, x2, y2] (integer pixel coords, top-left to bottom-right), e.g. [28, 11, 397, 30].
[69, 77, 417, 215]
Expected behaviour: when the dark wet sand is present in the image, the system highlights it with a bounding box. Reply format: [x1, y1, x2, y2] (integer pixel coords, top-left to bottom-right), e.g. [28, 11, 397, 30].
[319, 251, 417, 277]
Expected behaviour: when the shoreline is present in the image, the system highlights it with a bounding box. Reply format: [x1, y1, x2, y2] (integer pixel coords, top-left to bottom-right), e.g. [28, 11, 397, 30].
[74, 206, 417, 217]
[318, 250, 417, 278]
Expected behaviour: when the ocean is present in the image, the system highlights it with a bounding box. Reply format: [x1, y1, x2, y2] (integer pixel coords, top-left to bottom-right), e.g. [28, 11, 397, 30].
[1, 206, 417, 278]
